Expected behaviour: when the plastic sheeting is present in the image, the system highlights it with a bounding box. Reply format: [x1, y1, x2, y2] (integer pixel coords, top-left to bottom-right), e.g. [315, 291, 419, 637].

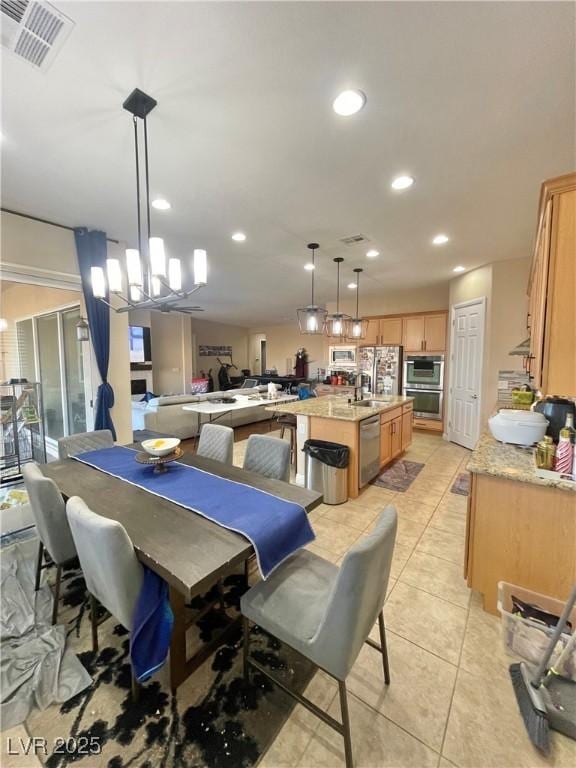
[0, 542, 92, 729]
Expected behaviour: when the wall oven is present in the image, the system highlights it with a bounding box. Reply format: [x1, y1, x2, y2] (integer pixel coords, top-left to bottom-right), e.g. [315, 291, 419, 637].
[403, 355, 444, 420]
[404, 355, 444, 388]
[329, 345, 358, 369]
[404, 387, 444, 420]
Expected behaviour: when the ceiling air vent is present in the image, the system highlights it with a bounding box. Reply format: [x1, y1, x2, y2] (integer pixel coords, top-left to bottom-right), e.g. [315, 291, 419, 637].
[339, 234, 370, 247]
[1, 0, 74, 70]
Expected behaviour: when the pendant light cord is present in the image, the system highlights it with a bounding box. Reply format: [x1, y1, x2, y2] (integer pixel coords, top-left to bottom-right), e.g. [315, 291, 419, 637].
[356, 270, 360, 316]
[311, 247, 316, 305]
[336, 260, 340, 313]
[133, 116, 142, 258]
[143, 117, 152, 247]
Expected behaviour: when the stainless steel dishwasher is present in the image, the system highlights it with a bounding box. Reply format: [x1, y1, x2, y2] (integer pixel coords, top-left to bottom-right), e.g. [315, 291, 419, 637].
[359, 415, 381, 487]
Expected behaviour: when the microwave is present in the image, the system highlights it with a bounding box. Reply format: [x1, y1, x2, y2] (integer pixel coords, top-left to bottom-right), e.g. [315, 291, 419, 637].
[329, 345, 358, 368]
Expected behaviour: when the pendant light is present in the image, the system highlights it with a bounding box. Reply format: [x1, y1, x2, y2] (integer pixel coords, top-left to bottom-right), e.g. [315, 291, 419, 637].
[325, 257, 351, 338]
[347, 268, 369, 340]
[297, 243, 327, 335]
[75, 317, 90, 343]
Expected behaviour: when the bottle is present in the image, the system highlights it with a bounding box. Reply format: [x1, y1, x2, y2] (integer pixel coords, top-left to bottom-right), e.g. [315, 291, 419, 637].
[536, 435, 556, 470]
[563, 412, 575, 443]
[554, 423, 573, 476]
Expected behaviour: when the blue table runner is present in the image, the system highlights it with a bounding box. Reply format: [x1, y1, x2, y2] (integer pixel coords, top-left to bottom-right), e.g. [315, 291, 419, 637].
[71, 446, 315, 579]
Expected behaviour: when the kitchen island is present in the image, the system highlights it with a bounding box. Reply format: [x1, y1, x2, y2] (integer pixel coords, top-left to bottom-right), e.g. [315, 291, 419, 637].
[267, 395, 414, 498]
[466, 431, 576, 614]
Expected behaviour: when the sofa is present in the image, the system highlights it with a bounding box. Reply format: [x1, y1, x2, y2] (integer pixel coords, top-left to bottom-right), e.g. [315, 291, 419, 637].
[131, 386, 278, 439]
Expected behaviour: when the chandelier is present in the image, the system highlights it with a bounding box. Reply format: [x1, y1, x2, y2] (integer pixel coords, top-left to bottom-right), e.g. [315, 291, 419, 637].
[90, 88, 207, 314]
[297, 243, 328, 334]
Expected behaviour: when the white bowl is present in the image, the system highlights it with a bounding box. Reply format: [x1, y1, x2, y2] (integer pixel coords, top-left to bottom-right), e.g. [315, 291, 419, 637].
[141, 437, 181, 457]
[488, 410, 548, 447]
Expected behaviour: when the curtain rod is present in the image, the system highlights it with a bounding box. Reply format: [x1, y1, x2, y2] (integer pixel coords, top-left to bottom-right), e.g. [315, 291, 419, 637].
[1, 208, 120, 244]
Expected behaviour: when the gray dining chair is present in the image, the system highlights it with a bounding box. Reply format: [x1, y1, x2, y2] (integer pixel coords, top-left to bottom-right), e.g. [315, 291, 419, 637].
[243, 434, 291, 482]
[22, 462, 78, 625]
[241, 506, 398, 768]
[57, 429, 114, 460]
[197, 424, 234, 464]
[66, 495, 144, 699]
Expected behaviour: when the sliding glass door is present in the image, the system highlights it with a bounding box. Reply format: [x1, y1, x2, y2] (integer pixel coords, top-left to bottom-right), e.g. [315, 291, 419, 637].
[15, 306, 89, 449]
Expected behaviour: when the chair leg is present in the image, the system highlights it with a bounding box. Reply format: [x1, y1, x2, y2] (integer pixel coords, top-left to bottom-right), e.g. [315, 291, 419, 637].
[89, 593, 99, 653]
[280, 425, 286, 439]
[378, 611, 390, 685]
[242, 616, 250, 681]
[51, 565, 62, 625]
[131, 669, 141, 702]
[338, 680, 354, 768]
[34, 541, 44, 592]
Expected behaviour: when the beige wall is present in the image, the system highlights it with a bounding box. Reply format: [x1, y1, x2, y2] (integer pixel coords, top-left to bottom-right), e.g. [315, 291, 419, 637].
[249, 323, 328, 378]
[331, 282, 449, 318]
[448, 258, 530, 426]
[0, 214, 132, 443]
[191, 317, 249, 382]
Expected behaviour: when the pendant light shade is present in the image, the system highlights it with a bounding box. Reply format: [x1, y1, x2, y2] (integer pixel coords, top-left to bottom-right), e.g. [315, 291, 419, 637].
[91, 266, 106, 299]
[193, 249, 208, 286]
[126, 249, 143, 287]
[106, 259, 123, 294]
[297, 243, 328, 335]
[347, 267, 369, 340]
[325, 257, 352, 338]
[149, 237, 166, 278]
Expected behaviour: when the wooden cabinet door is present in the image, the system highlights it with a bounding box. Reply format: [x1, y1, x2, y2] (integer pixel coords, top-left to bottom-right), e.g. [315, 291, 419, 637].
[379, 318, 403, 346]
[380, 421, 392, 467]
[424, 315, 447, 351]
[529, 199, 552, 389]
[391, 416, 403, 458]
[401, 410, 413, 451]
[403, 316, 425, 351]
[363, 319, 380, 346]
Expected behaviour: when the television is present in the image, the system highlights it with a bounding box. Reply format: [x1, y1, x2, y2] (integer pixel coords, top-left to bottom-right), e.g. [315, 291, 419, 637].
[129, 326, 152, 363]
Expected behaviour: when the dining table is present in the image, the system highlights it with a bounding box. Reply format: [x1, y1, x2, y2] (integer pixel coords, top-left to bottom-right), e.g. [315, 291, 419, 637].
[40, 444, 323, 691]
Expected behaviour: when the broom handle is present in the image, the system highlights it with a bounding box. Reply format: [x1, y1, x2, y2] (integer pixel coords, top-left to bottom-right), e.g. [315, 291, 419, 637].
[541, 630, 576, 687]
[531, 584, 576, 687]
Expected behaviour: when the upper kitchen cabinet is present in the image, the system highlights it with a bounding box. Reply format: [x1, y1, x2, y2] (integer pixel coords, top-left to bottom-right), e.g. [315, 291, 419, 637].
[402, 313, 447, 352]
[527, 173, 576, 397]
[362, 317, 403, 346]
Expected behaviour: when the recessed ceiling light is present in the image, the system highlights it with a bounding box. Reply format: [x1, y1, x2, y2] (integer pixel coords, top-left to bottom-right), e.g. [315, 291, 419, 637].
[304, 263, 315, 271]
[347, 282, 357, 289]
[232, 232, 246, 242]
[152, 198, 171, 210]
[391, 175, 414, 191]
[432, 234, 450, 245]
[453, 265, 466, 273]
[366, 249, 380, 258]
[333, 89, 366, 117]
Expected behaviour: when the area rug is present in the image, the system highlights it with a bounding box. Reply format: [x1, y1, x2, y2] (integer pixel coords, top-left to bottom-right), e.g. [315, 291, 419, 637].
[450, 472, 470, 496]
[19, 552, 314, 768]
[370, 460, 424, 492]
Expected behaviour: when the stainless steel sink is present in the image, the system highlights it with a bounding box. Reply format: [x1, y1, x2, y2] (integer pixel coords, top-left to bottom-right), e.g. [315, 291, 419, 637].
[353, 400, 387, 407]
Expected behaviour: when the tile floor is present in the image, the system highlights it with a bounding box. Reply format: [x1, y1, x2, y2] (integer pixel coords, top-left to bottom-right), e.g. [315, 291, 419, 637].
[3, 429, 575, 768]
[234, 429, 576, 768]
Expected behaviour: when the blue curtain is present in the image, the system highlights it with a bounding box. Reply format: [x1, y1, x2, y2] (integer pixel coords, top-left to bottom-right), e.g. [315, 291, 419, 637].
[74, 228, 116, 440]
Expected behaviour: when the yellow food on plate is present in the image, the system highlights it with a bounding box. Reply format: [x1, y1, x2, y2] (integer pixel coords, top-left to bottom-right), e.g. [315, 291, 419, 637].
[152, 440, 166, 449]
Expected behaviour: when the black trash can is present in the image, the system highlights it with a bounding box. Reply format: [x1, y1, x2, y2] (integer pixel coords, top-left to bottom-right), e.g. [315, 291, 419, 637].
[303, 439, 349, 505]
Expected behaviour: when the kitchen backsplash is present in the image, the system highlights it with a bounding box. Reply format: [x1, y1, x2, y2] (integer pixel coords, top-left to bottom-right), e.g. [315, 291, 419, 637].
[497, 369, 531, 404]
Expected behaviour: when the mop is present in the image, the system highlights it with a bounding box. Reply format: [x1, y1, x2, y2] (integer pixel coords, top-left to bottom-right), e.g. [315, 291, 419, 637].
[509, 583, 576, 753]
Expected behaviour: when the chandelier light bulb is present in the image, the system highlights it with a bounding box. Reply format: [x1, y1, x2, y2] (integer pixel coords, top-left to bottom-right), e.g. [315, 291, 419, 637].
[106, 258, 123, 293]
[194, 249, 208, 286]
[126, 249, 143, 287]
[149, 237, 167, 277]
[307, 312, 318, 332]
[151, 275, 162, 297]
[168, 258, 182, 291]
[91, 267, 106, 299]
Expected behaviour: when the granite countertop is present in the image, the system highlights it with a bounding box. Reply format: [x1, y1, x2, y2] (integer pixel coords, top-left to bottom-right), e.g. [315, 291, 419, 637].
[467, 431, 576, 493]
[265, 395, 413, 422]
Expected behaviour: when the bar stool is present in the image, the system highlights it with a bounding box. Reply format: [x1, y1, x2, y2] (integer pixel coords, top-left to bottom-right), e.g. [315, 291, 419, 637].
[277, 414, 297, 464]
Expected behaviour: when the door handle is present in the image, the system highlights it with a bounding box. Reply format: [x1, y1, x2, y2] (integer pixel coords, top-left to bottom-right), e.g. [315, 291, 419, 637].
[471, 394, 478, 399]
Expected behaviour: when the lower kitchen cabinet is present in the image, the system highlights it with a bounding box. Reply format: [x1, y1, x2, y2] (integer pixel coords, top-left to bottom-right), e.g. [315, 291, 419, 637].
[401, 406, 413, 450]
[380, 407, 411, 467]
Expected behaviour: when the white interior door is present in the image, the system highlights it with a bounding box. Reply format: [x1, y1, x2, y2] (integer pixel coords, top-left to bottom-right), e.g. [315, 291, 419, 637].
[448, 298, 486, 450]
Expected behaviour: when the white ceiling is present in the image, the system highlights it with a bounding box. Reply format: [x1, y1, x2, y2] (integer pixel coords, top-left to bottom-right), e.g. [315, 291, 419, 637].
[2, 1, 574, 325]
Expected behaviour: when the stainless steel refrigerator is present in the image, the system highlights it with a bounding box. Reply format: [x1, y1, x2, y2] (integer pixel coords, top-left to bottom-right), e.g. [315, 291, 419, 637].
[358, 346, 403, 396]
